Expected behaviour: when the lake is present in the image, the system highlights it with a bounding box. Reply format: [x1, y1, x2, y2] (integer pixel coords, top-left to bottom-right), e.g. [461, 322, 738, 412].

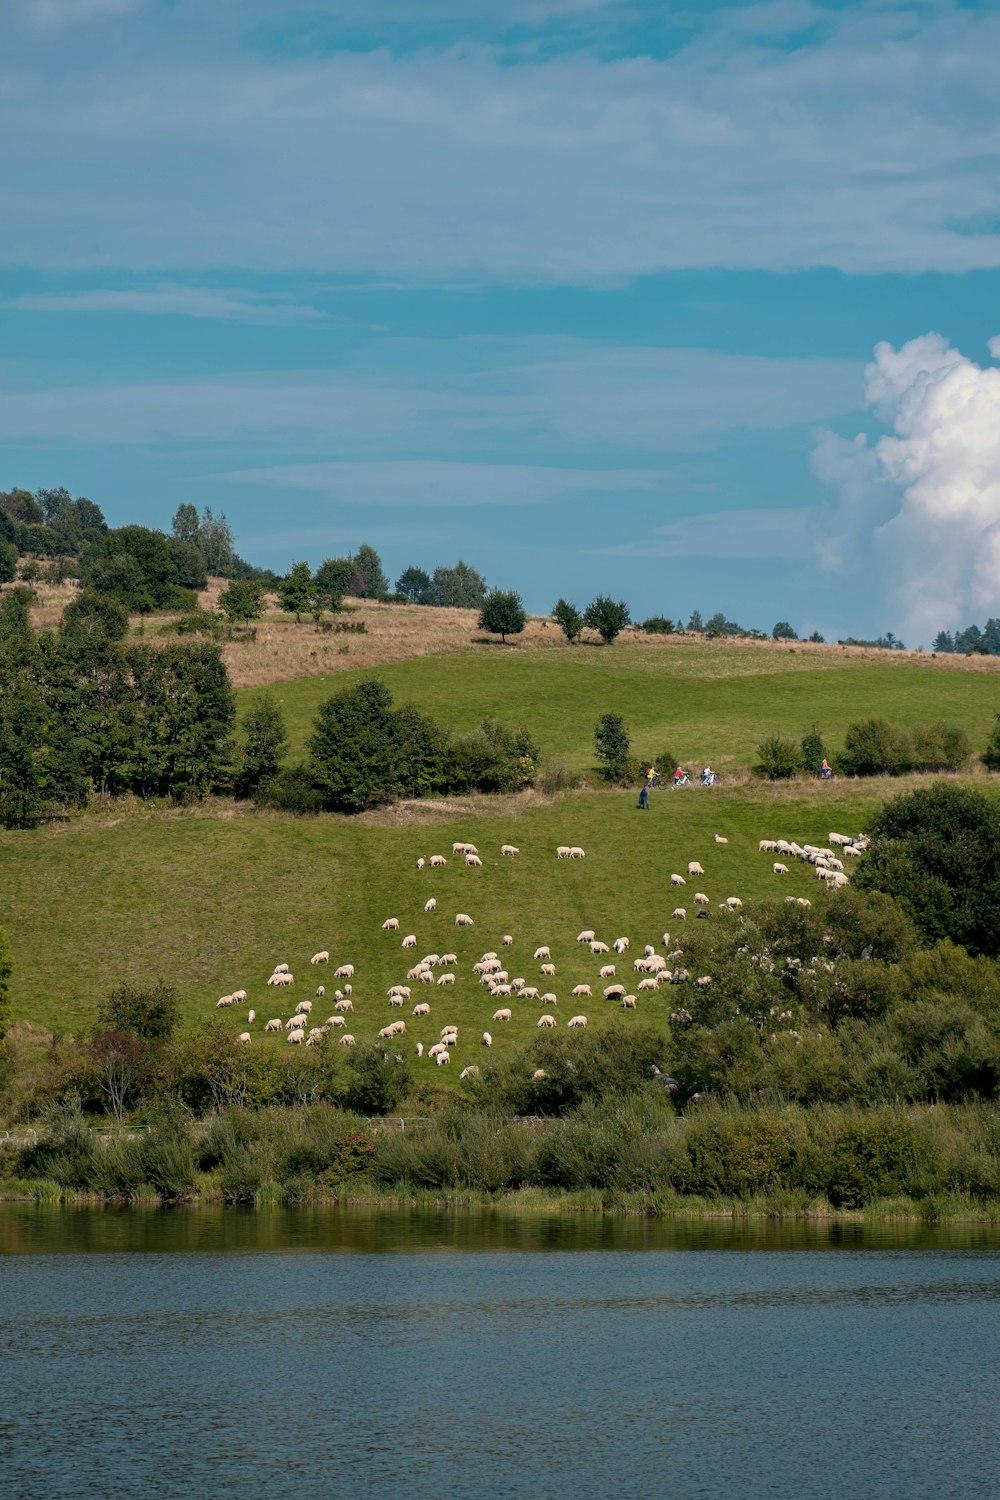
[2, 1208, 999, 1499]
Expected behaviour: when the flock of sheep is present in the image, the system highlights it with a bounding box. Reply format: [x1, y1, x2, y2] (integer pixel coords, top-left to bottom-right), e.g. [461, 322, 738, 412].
[210, 828, 862, 1074]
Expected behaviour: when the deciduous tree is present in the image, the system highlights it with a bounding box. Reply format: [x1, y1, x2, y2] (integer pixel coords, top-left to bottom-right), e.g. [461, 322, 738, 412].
[479, 588, 526, 643]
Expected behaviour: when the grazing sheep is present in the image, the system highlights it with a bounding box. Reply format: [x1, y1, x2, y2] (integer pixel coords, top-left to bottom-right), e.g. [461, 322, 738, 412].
[455, 913, 474, 926]
[338, 1033, 356, 1046]
[389, 984, 411, 999]
[452, 841, 469, 854]
[694, 892, 710, 906]
[695, 975, 713, 988]
[521, 986, 540, 1000]
[492, 1007, 512, 1022]
[688, 861, 704, 876]
[378, 1025, 396, 1040]
[388, 994, 404, 1007]
[576, 929, 596, 943]
[568, 1014, 588, 1028]
[572, 984, 592, 997]
[402, 934, 417, 948]
[662, 932, 671, 948]
[482, 1032, 492, 1047]
[613, 936, 630, 954]
[540, 962, 556, 977]
[416, 857, 425, 870]
[231, 990, 248, 1003]
[315, 986, 326, 1000]
[797, 898, 812, 908]
[413, 1002, 431, 1016]
[726, 896, 743, 909]
[773, 862, 789, 875]
[437, 973, 456, 986]
[246, 1009, 256, 1025]
[273, 963, 289, 975]
[533, 946, 551, 960]
[328, 1016, 346, 1028]
[311, 951, 330, 965]
[264, 1018, 282, 1032]
[430, 854, 447, 867]
[502, 934, 513, 946]
[460, 1065, 480, 1079]
[216, 995, 235, 1008]
[500, 844, 519, 856]
[638, 977, 659, 991]
[671, 873, 686, 886]
[424, 898, 437, 913]
[237, 1032, 252, 1044]
[428, 1042, 445, 1057]
[284, 1016, 302, 1030]
[435, 1050, 451, 1066]
[287, 1030, 304, 1045]
[415, 1042, 424, 1057]
[603, 984, 626, 1000]
[599, 964, 616, 979]
[334, 998, 353, 1012]
[295, 999, 313, 1015]
[465, 853, 483, 867]
[620, 996, 637, 1009]
[569, 846, 586, 859]
[759, 840, 777, 852]
[537, 1014, 556, 1028]
[590, 941, 610, 956]
[715, 835, 728, 844]
[334, 964, 355, 979]
[671, 907, 687, 920]
[557, 846, 572, 858]
[381, 918, 400, 931]
[540, 992, 558, 1006]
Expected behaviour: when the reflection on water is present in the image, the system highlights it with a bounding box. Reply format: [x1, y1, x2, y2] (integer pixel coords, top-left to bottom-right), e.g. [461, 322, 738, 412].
[5, 1203, 1000, 1256]
[3, 1211, 1000, 1500]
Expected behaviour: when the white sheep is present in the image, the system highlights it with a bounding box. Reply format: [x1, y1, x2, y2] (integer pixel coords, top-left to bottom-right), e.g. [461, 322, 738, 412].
[613, 937, 630, 954]
[378, 1025, 396, 1040]
[557, 846, 572, 858]
[500, 845, 519, 856]
[310, 951, 329, 965]
[576, 929, 596, 943]
[572, 984, 592, 997]
[714, 835, 728, 844]
[338, 1033, 356, 1046]
[413, 1002, 431, 1016]
[452, 841, 469, 854]
[465, 853, 483, 867]
[603, 984, 626, 1000]
[328, 1016, 346, 1028]
[415, 1042, 424, 1057]
[416, 857, 425, 870]
[273, 963, 290, 974]
[435, 1050, 452, 1066]
[521, 986, 540, 1000]
[402, 933, 417, 948]
[502, 934, 513, 946]
[537, 1014, 556, 1028]
[694, 892, 710, 906]
[389, 984, 411, 999]
[759, 839, 777, 852]
[216, 995, 235, 1008]
[381, 917, 400, 931]
[492, 1007, 512, 1021]
[459, 1065, 480, 1079]
[533, 946, 551, 960]
[671, 907, 687, 920]
[296, 998, 313, 1013]
[455, 913, 474, 926]
[424, 898, 437, 913]
[237, 1032, 251, 1044]
[671, 873, 686, 886]
[264, 1018, 282, 1032]
[773, 862, 789, 875]
[688, 861, 704, 876]
[334, 998, 353, 1012]
[599, 964, 616, 979]
[315, 985, 325, 999]
[388, 994, 404, 1007]
[726, 896, 743, 909]
[638, 977, 658, 991]
[482, 1032, 492, 1047]
[430, 854, 447, 867]
[540, 992, 558, 1006]
[437, 973, 456, 986]
[620, 995, 637, 1009]
[568, 1014, 588, 1028]
[231, 990, 248, 1003]
[540, 962, 556, 977]
[334, 964, 355, 978]
[286, 1030, 304, 1045]
[569, 846, 586, 859]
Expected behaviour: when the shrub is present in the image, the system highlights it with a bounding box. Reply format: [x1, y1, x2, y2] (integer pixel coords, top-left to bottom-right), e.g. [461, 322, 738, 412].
[756, 734, 801, 780]
[641, 616, 675, 634]
[800, 723, 827, 771]
[909, 721, 971, 772]
[841, 716, 912, 776]
[827, 1111, 918, 1207]
[583, 596, 631, 644]
[594, 713, 631, 781]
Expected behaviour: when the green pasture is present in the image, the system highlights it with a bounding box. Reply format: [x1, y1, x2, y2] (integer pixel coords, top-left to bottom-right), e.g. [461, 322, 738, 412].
[238, 643, 1000, 773]
[2, 780, 897, 1075]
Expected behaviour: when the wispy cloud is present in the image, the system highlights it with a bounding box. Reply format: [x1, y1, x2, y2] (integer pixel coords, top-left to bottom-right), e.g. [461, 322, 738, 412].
[1, 4, 998, 278]
[0, 339, 860, 451]
[216, 458, 670, 507]
[593, 506, 814, 560]
[3, 284, 322, 324]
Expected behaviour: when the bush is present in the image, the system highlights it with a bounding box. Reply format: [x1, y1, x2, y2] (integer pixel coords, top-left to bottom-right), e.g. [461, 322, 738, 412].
[594, 713, 631, 781]
[840, 716, 912, 776]
[800, 723, 827, 770]
[827, 1111, 919, 1207]
[756, 734, 801, 780]
[909, 721, 971, 773]
[641, 616, 675, 635]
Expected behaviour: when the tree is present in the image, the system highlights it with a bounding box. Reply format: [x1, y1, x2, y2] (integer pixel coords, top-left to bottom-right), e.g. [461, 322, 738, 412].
[90, 1030, 149, 1120]
[800, 723, 827, 771]
[314, 557, 354, 611]
[773, 620, 798, 640]
[686, 610, 704, 632]
[396, 566, 434, 604]
[584, 596, 631, 645]
[841, 717, 911, 777]
[279, 561, 315, 622]
[808, 631, 826, 644]
[307, 678, 397, 810]
[854, 783, 1000, 957]
[433, 561, 487, 609]
[83, 525, 206, 611]
[479, 588, 526, 643]
[594, 712, 631, 781]
[0, 922, 11, 1041]
[353, 544, 388, 599]
[97, 980, 180, 1041]
[756, 735, 802, 780]
[552, 598, 583, 643]
[236, 691, 287, 799]
[218, 579, 266, 625]
[60, 590, 129, 643]
[0, 541, 15, 584]
[171, 503, 201, 550]
[199, 508, 235, 575]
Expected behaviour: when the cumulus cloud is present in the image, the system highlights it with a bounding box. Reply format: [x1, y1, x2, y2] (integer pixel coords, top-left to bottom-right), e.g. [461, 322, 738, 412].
[815, 333, 1000, 641]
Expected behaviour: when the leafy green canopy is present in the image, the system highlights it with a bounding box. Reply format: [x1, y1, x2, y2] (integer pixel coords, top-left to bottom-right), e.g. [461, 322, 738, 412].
[855, 783, 1000, 956]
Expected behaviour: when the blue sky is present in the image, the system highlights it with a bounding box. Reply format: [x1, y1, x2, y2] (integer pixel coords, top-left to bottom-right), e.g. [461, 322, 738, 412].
[2, 0, 1000, 642]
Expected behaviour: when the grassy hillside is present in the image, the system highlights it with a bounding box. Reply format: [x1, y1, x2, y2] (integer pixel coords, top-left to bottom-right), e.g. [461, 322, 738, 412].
[1, 779, 907, 1077]
[239, 640, 1000, 773]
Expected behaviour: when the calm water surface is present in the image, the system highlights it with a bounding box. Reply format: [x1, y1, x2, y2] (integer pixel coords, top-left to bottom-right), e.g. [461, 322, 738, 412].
[2, 1208, 999, 1499]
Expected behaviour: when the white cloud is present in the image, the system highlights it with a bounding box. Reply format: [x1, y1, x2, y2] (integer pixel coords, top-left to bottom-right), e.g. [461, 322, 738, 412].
[594, 506, 813, 560]
[0, 4, 998, 277]
[0, 339, 859, 450]
[216, 458, 669, 507]
[3, 284, 322, 323]
[815, 333, 1000, 641]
